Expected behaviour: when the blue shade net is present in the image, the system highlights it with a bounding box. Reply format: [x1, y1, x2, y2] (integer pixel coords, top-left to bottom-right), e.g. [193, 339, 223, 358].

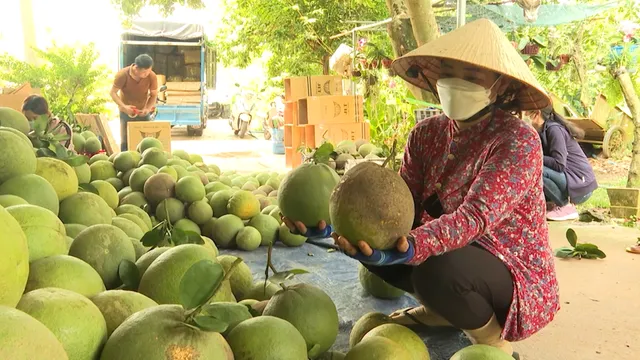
[222, 239, 472, 360]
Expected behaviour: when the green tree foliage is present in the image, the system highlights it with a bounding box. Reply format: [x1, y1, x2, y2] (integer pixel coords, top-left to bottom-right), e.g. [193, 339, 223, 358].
[112, 0, 204, 17]
[215, 0, 389, 78]
[0, 43, 111, 121]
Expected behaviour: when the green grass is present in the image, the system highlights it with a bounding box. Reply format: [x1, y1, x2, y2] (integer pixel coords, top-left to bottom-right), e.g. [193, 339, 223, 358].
[577, 177, 627, 211]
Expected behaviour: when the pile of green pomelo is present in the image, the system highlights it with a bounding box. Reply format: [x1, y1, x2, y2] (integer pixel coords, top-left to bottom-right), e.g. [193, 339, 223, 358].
[0, 106, 508, 360]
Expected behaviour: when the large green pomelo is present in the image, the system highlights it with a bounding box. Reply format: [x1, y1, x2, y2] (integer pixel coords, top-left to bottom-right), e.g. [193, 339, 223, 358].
[172, 150, 190, 161]
[143, 173, 176, 206]
[129, 237, 148, 259]
[73, 163, 91, 184]
[263, 283, 339, 358]
[449, 344, 514, 360]
[256, 172, 271, 185]
[0, 131, 37, 183]
[17, 288, 108, 360]
[227, 190, 260, 220]
[155, 197, 185, 224]
[59, 192, 112, 226]
[358, 264, 405, 299]
[0, 305, 68, 360]
[189, 154, 204, 164]
[202, 236, 219, 256]
[84, 138, 102, 153]
[89, 153, 109, 165]
[0, 174, 59, 214]
[142, 147, 168, 168]
[0, 107, 30, 134]
[140, 164, 160, 174]
[172, 164, 191, 180]
[0, 205, 29, 307]
[120, 191, 148, 208]
[106, 177, 124, 191]
[278, 163, 340, 227]
[248, 213, 280, 246]
[115, 204, 153, 230]
[135, 247, 171, 281]
[0, 194, 27, 207]
[35, 157, 78, 201]
[211, 214, 244, 248]
[90, 180, 119, 209]
[69, 224, 136, 289]
[117, 186, 133, 200]
[7, 204, 67, 262]
[25, 255, 105, 297]
[226, 316, 308, 360]
[278, 224, 307, 247]
[64, 223, 87, 239]
[136, 137, 163, 153]
[158, 165, 178, 180]
[90, 290, 158, 336]
[100, 304, 233, 360]
[72, 133, 86, 153]
[174, 218, 201, 235]
[362, 323, 429, 360]
[0, 126, 31, 146]
[138, 244, 219, 304]
[236, 226, 261, 251]
[349, 312, 392, 347]
[90, 160, 116, 181]
[113, 151, 137, 172]
[205, 181, 230, 194]
[121, 168, 135, 186]
[358, 143, 377, 157]
[187, 199, 213, 225]
[318, 351, 346, 360]
[344, 336, 411, 360]
[208, 163, 221, 175]
[209, 189, 235, 217]
[82, 130, 97, 139]
[217, 255, 253, 300]
[128, 167, 155, 192]
[175, 175, 206, 203]
[330, 162, 414, 250]
[245, 280, 281, 301]
[112, 217, 145, 239]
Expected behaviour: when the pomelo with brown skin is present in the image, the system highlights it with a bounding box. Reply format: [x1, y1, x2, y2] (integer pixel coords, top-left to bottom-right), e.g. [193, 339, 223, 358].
[330, 161, 414, 250]
[100, 304, 234, 360]
[278, 163, 340, 227]
[143, 172, 176, 206]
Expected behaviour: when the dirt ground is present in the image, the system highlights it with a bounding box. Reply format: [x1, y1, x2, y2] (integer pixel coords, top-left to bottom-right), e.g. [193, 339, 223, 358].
[110, 119, 640, 359]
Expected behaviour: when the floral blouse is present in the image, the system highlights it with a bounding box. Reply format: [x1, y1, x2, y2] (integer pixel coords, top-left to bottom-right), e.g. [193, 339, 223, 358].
[401, 109, 560, 341]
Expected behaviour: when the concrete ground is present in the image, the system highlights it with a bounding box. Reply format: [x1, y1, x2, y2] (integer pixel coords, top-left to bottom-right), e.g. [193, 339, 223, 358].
[109, 118, 640, 359]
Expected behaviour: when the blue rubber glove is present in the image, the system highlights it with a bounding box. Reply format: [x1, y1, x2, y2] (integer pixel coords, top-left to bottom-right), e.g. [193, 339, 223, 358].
[302, 224, 334, 239]
[347, 237, 416, 266]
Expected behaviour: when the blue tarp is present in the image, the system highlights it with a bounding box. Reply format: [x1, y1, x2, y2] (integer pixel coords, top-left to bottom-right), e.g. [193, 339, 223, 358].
[222, 239, 471, 359]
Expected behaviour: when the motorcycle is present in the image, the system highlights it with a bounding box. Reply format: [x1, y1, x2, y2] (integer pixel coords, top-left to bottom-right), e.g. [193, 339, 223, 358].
[229, 91, 256, 138]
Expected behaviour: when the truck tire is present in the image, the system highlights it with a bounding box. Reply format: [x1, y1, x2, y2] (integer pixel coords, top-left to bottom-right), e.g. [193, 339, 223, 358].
[238, 121, 248, 138]
[187, 125, 204, 137]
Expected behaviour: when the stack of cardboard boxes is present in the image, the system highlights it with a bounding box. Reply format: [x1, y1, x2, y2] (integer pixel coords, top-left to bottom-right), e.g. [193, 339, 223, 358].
[164, 81, 202, 105]
[283, 75, 369, 168]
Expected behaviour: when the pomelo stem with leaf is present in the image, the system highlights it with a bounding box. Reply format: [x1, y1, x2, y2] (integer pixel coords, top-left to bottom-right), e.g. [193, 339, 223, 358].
[381, 139, 397, 169]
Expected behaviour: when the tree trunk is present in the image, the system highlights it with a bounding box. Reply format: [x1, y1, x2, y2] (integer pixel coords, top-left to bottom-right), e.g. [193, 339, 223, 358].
[404, 0, 439, 47]
[615, 67, 640, 188]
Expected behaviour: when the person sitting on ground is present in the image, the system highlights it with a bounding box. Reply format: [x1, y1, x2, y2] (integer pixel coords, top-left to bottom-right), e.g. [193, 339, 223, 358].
[110, 53, 158, 151]
[284, 19, 559, 360]
[22, 94, 73, 150]
[526, 107, 597, 221]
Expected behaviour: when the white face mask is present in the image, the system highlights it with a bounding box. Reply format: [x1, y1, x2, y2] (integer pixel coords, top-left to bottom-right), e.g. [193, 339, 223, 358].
[436, 77, 500, 121]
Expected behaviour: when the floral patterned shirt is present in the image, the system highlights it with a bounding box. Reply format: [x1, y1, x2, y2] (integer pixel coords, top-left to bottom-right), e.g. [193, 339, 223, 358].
[401, 109, 560, 341]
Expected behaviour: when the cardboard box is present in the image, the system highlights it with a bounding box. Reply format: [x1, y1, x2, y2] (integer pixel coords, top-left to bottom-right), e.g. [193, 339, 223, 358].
[313, 122, 370, 147]
[284, 125, 292, 147]
[157, 74, 167, 85]
[284, 76, 343, 102]
[0, 82, 41, 111]
[285, 147, 293, 167]
[298, 95, 364, 125]
[127, 121, 172, 152]
[305, 125, 316, 148]
[166, 82, 201, 92]
[166, 95, 201, 104]
[284, 101, 298, 125]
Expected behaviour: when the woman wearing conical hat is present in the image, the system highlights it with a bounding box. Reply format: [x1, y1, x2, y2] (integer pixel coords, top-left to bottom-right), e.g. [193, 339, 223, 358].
[285, 18, 559, 359]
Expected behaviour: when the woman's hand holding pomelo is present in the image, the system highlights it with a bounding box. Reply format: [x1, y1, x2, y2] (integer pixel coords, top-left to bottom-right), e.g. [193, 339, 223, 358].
[282, 217, 333, 239]
[331, 233, 416, 266]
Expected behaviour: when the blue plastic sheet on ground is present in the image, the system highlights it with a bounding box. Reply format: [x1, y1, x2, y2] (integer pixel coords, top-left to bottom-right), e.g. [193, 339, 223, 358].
[221, 239, 471, 359]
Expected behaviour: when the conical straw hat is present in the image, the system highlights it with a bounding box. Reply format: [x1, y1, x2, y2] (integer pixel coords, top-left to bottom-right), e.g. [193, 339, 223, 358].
[392, 18, 550, 111]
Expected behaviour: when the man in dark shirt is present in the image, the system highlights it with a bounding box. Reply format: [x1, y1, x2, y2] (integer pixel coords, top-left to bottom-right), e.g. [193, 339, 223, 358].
[110, 54, 158, 151]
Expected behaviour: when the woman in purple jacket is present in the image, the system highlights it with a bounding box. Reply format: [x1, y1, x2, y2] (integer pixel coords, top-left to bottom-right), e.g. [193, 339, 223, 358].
[527, 107, 597, 221]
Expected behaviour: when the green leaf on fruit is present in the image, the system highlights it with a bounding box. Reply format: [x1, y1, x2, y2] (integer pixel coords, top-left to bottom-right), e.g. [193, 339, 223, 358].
[566, 228, 578, 248]
[192, 315, 229, 332]
[78, 183, 99, 195]
[33, 114, 49, 134]
[36, 148, 57, 158]
[64, 155, 88, 167]
[179, 259, 224, 310]
[171, 227, 188, 245]
[184, 231, 205, 245]
[518, 37, 529, 51]
[202, 303, 252, 329]
[118, 259, 139, 290]
[313, 142, 334, 164]
[270, 268, 310, 283]
[141, 227, 164, 247]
